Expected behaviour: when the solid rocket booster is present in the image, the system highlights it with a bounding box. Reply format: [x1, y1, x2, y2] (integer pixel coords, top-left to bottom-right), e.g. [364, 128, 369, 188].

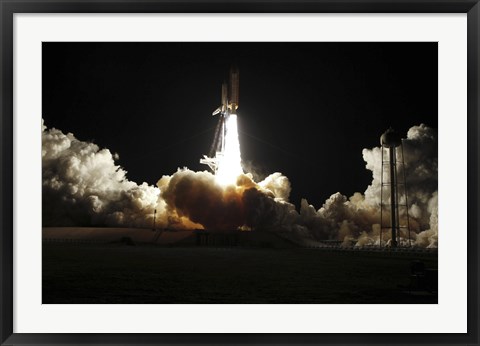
[228, 65, 239, 113]
[221, 83, 228, 114]
[212, 65, 239, 116]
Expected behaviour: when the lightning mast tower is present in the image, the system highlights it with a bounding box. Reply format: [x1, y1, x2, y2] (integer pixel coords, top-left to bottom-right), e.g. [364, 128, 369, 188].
[379, 128, 411, 247]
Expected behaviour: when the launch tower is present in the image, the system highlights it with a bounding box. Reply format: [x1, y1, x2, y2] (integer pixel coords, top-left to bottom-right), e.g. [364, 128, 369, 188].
[379, 128, 411, 247]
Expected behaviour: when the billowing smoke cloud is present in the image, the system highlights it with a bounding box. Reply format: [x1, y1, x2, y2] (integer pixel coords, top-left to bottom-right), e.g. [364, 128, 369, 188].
[157, 167, 312, 244]
[42, 120, 160, 227]
[42, 120, 297, 232]
[42, 120, 437, 247]
[158, 169, 247, 230]
[157, 169, 296, 230]
[296, 124, 438, 247]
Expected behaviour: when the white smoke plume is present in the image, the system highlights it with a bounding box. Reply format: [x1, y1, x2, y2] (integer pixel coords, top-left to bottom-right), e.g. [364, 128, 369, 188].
[42, 120, 297, 232]
[42, 120, 161, 227]
[296, 124, 438, 247]
[42, 120, 437, 247]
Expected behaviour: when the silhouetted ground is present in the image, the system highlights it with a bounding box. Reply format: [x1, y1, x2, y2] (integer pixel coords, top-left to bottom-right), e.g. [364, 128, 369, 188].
[42, 244, 438, 304]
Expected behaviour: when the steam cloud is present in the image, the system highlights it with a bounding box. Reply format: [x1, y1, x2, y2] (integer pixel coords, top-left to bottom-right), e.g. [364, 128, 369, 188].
[42, 120, 437, 247]
[298, 124, 438, 248]
[42, 120, 160, 227]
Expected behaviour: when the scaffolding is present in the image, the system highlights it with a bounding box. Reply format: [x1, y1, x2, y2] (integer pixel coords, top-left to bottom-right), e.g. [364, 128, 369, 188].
[380, 136, 411, 247]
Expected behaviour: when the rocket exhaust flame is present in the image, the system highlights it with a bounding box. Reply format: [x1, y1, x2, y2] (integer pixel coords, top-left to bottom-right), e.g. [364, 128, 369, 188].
[201, 66, 243, 185]
[215, 114, 243, 186]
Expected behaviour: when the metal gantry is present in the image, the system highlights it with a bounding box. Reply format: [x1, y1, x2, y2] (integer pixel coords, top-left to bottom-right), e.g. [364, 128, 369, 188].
[380, 137, 411, 247]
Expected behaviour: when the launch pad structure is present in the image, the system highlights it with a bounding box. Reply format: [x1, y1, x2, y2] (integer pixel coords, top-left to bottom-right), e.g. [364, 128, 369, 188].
[199, 71, 415, 250]
[200, 66, 240, 173]
[379, 128, 411, 247]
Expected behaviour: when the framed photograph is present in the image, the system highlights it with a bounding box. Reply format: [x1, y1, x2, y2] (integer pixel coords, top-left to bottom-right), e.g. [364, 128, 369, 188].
[1, 1, 478, 345]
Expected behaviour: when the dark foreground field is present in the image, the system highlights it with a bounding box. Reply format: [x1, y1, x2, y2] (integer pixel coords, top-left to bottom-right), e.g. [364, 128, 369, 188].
[43, 244, 437, 304]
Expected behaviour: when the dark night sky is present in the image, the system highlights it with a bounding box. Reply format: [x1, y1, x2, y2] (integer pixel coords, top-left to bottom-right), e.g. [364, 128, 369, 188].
[42, 42, 437, 210]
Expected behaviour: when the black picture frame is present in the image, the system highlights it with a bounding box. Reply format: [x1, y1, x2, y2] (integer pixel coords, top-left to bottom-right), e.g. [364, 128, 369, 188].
[1, 1, 478, 345]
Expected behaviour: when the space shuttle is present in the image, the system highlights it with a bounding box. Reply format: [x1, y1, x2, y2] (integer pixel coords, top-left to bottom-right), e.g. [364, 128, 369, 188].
[212, 65, 239, 116]
[200, 65, 240, 173]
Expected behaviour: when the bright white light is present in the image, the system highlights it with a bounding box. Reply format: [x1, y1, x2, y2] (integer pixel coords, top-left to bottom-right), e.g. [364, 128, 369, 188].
[216, 114, 243, 185]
